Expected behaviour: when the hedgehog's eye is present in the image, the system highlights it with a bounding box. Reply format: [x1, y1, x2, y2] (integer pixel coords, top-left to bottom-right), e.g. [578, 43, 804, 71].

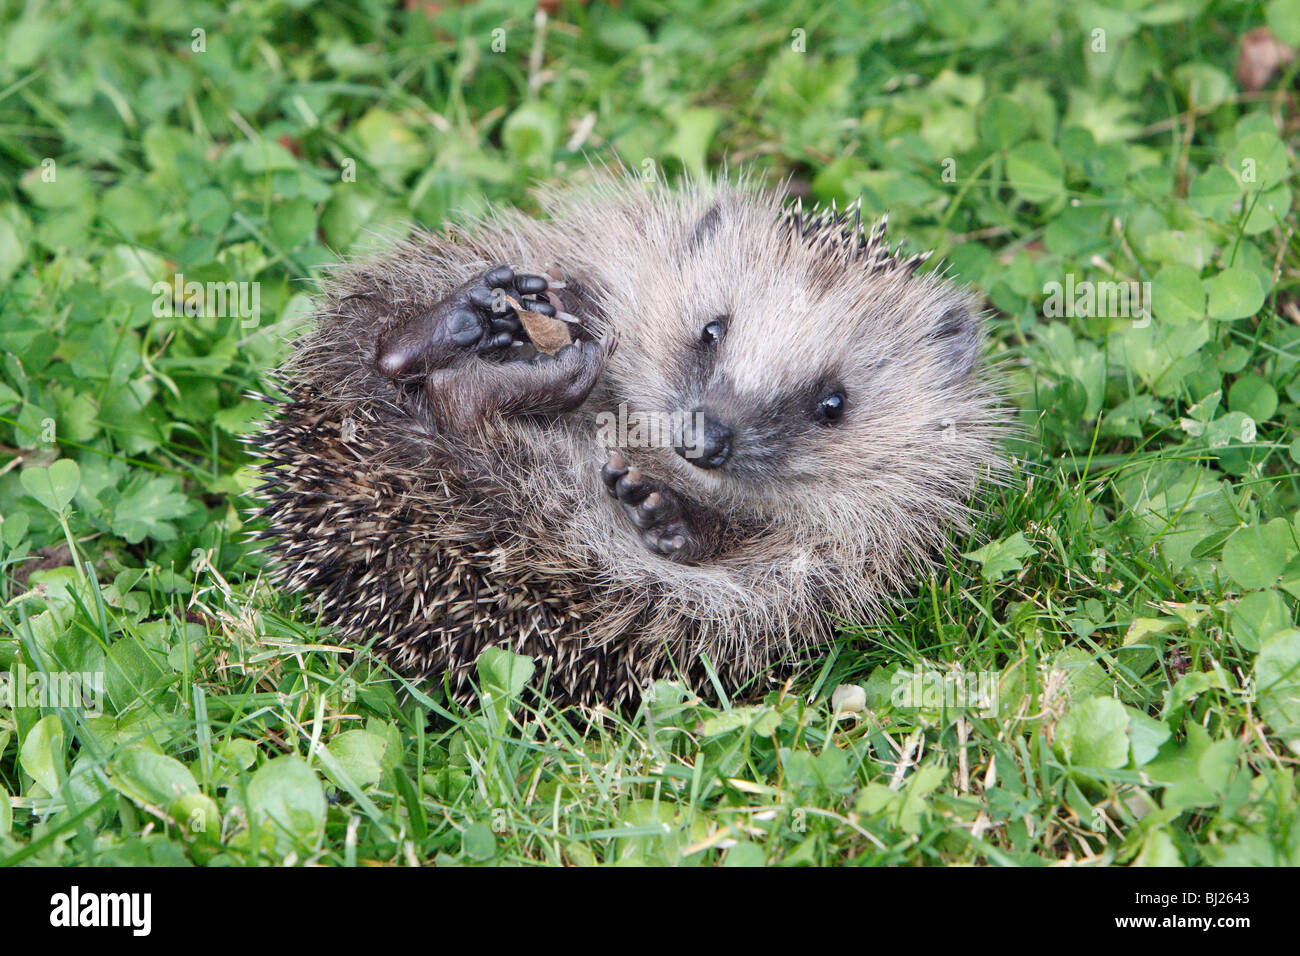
[814, 388, 847, 424]
[700, 316, 728, 346]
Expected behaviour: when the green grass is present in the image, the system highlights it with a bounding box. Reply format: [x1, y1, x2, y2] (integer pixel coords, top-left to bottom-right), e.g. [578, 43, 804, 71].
[1, 0, 1299, 865]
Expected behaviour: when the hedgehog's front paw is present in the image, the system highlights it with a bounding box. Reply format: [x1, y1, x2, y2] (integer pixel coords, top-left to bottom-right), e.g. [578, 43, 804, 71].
[602, 452, 697, 561]
[521, 340, 605, 413]
[376, 265, 554, 378]
[426, 339, 605, 429]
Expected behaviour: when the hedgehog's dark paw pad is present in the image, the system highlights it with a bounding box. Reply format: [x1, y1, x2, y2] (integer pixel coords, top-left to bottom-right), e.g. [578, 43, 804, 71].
[443, 306, 492, 347]
[605, 464, 694, 560]
[634, 490, 694, 560]
[466, 265, 554, 320]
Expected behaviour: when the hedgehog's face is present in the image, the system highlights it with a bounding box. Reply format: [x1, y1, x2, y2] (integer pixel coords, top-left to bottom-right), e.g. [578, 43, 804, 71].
[664, 308, 857, 484]
[600, 194, 986, 526]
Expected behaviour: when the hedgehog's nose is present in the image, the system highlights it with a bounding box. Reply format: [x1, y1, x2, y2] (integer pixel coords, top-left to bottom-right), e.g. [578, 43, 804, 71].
[676, 413, 733, 469]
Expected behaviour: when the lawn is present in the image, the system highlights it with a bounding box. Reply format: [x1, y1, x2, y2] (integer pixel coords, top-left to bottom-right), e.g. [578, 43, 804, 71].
[1, 0, 1298, 865]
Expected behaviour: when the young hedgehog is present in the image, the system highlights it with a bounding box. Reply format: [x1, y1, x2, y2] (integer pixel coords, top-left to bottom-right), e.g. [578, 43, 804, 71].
[253, 173, 1006, 708]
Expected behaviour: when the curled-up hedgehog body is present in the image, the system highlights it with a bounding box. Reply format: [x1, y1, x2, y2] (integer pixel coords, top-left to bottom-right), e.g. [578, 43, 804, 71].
[253, 173, 1006, 708]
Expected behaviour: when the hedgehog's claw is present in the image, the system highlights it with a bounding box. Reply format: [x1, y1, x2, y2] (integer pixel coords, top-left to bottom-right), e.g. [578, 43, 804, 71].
[638, 491, 662, 518]
[602, 452, 629, 494]
[615, 467, 650, 504]
[646, 530, 687, 558]
[633, 491, 675, 530]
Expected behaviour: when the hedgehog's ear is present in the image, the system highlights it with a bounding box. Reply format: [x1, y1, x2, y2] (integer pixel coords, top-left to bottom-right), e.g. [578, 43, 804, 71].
[687, 203, 722, 251]
[930, 304, 979, 385]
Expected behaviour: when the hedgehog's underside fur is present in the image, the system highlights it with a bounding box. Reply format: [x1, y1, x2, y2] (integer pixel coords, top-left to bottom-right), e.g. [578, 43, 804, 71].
[253, 172, 1006, 709]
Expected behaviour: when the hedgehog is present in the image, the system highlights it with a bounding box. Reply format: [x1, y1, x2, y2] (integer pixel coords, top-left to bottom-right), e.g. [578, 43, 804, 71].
[251, 172, 1006, 709]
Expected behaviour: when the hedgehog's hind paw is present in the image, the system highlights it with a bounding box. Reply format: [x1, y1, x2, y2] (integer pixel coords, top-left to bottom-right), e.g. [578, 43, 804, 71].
[375, 264, 553, 378]
[602, 454, 697, 561]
